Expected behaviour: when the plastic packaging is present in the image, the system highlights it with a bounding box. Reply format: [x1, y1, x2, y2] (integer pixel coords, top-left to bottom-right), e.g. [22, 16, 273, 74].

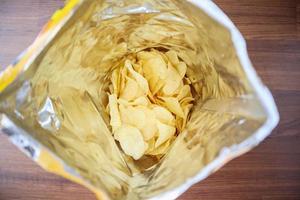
[0, 0, 279, 199]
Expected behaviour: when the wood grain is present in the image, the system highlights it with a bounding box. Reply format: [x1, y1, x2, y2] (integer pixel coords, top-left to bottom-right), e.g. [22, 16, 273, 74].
[0, 0, 299, 199]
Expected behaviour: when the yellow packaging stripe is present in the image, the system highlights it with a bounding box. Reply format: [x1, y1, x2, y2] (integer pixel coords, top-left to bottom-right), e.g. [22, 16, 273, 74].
[38, 149, 109, 200]
[51, 0, 80, 22]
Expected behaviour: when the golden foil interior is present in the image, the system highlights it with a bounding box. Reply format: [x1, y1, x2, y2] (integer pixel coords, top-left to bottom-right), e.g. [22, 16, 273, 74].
[0, 0, 267, 199]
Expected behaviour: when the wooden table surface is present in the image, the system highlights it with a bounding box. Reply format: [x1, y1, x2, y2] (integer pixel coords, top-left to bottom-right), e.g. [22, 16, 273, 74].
[0, 0, 299, 199]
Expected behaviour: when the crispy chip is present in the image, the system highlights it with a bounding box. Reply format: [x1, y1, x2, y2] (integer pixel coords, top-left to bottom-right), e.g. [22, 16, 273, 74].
[119, 105, 146, 131]
[151, 79, 165, 96]
[181, 104, 193, 130]
[119, 65, 128, 94]
[166, 50, 179, 65]
[132, 96, 149, 106]
[161, 97, 185, 118]
[125, 59, 149, 95]
[118, 96, 149, 106]
[145, 137, 156, 154]
[156, 121, 176, 147]
[180, 96, 194, 106]
[133, 63, 143, 74]
[139, 52, 168, 91]
[147, 137, 174, 156]
[154, 49, 169, 64]
[162, 63, 182, 95]
[111, 68, 119, 95]
[152, 105, 175, 126]
[120, 76, 145, 101]
[108, 94, 121, 131]
[138, 106, 157, 141]
[114, 125, 148, 160]
[177, 85, 192, 100]
[107, 50, 194, 160]
[175, 62, 187, 79]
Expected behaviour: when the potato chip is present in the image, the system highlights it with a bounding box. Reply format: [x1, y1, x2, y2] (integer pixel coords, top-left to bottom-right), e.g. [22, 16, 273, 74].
[119, 105, 146, 131]
[175, 117, 184, 131]
[108, 94, 121, 131]
[147, 91, 157, 104]
[181, 104, 193, 130]
[175, 62, 187, 79]
[146, 56, 168, 80]
[107, 50, 194, 160]
[138, 106, 157, 141]
[165, 50, 179, 65]
[108, 84, 114, 94]
[154, 49, 169, 64]
[155, 121, 176, 147]
[177, 85, 192, 100]
[178, 50, 193, 66]
[119, 65, 128, 94]
[147, 137, 174, 156]
[133, 63, 143, 74]
[152, 105, 175, 126]
[171, 81, 184, 96]
[145, 137, 156, 154]
[125, 60, 149, 95]
[180, 96, 194, 106]
[137, 51, 154, 61]
[111, 68, 119, 95]
[114, 125, 148, 160]
[160, 97, 185, 118]
[120, 76, 143, 101]
[131, 96, 149, 106]
[184, 77, 192, 85]
[151, 79, 165, 96]
[162, 63, 182, 95]
[118, 96, 149, 107]
[139, 52, 168, 92]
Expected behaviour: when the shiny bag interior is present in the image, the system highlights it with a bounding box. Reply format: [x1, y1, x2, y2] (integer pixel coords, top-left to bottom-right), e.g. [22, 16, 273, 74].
[0, 0, 278, 199]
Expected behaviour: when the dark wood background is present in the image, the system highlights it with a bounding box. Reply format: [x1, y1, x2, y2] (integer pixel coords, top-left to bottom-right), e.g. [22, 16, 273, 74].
[0, 0, 299, 199]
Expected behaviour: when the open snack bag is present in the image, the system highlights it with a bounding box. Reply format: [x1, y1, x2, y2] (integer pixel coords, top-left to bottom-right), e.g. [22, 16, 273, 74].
[0, 0, 279, 199]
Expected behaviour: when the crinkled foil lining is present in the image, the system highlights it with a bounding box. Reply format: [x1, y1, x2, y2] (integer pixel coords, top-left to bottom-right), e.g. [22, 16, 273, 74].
[0, 0, 278, 199]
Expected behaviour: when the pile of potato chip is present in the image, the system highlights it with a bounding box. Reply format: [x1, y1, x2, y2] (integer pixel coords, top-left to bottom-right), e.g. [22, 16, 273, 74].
[107, 49, 194, 160]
